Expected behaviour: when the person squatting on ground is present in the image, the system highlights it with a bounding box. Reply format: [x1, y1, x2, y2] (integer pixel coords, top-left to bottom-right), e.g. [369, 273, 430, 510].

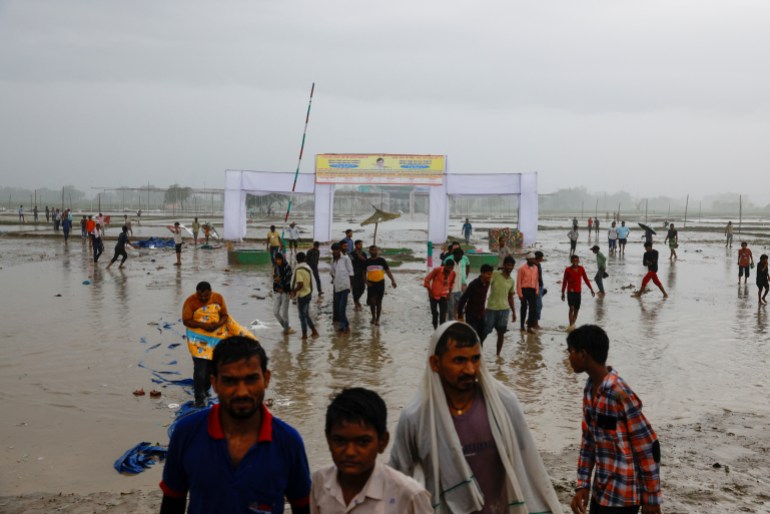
[330, 243, 354, 334]
[389, 321, 562, 514]
[364, 245, 397, 326]
[753, 252, 770, 306]
[634, 243, 668, 298]
[272, 253, 295, 335]
[311, 387, 433, 514]
[457, 264, 493, 342]
[567, 325, 662, 514]
[160, 336, 312, 514]
[485, 256, 516, 356]
[291, 252, 319, 340]
[424, 259, 456, 329]
[350, 240, 368, 310]
[738, 241, 754, 285]
[562, 255, 596, 329]
[106, 225, 132, 269]
[517, 252, 539, 333]
[591, 245, 607, 296]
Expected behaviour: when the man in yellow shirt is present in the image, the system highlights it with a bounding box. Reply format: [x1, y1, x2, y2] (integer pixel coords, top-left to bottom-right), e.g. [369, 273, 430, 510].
[266, 224, 282, 263]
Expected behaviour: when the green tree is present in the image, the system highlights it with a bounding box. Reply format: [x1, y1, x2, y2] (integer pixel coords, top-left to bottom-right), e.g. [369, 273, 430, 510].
[164, 184, 193, 208]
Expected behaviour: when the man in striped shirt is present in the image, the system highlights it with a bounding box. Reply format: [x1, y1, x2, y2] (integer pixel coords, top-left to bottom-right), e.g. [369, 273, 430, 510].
[567, 325, 661, 514]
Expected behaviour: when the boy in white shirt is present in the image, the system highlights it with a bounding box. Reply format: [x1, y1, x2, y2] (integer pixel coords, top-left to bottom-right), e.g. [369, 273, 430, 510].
[311, 388, 432, 514]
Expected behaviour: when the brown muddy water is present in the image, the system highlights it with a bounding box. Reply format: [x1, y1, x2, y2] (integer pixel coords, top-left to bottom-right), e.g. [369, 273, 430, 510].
[1, 216, 769, 513]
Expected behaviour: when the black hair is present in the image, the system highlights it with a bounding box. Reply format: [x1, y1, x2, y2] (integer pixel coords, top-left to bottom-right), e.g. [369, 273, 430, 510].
[369, 245, 378, 250]
[274, 252, 284, 262]
[325, 387, 387, 438]
[331, 243, 340, 251]
[354, 239, 362, 245]
[534, 251, 544, 259]
[570, 254, 580, 261]
[444, 259, 455, 266]
[270, 225, 276, 231]
[434, 322, 480, 356]
[566, 324, 609, 364]
[196, 281, 211, 292]
[503, 256, 515, 265]
[313, 241, 320, 247]
[212, 336, 268, 374]
[122, 225, 128, 233]
[296, 252, 306, 262]
[480, 264, 493, 273]
[452, 247, 464, 257]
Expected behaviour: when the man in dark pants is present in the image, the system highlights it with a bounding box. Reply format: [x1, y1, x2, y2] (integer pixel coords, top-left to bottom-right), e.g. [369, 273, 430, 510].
[350, 239, 368, 310]
[457, 264, 493, 342]
[306, 241, 323, 296]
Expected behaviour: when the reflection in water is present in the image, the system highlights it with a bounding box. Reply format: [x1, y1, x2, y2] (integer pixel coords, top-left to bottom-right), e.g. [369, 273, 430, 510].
[636, 296, 666, 340]
[594, 295, 606, 325]
[756, 305, 767, 335]
[505, 333, 546, 403]
[666, 261, 676, 291]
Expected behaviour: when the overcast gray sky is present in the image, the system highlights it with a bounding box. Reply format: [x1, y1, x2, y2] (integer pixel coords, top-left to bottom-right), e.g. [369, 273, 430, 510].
[1, 0, 769, 202]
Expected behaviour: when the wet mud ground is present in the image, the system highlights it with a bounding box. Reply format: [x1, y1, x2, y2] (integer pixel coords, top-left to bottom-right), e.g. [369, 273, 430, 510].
[1, 216, 770, 512]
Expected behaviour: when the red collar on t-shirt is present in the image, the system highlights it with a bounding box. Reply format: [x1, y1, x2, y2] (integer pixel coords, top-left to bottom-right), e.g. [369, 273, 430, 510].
[207, 403, 273, 442]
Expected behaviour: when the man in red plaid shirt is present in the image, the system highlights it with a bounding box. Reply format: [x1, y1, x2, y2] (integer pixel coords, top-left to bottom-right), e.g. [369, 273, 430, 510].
[567, 325, 662, 514]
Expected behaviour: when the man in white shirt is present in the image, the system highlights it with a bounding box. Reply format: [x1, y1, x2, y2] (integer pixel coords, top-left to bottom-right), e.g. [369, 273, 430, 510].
[330, 243, 354, 334]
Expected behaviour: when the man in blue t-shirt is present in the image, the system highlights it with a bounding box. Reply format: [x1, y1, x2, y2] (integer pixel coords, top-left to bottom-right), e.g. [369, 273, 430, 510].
[160, 336, 311, 514]
[616, 220, 630, 256]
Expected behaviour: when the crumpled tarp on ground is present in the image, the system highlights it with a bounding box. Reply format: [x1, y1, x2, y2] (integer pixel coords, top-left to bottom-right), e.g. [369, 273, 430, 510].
[114, 400, 215, 475]
[133, 237, 176, 249]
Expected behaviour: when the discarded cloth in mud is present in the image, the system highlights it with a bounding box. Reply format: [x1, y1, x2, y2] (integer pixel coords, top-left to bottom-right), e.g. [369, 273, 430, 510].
[186, 304, 256, 360]
[113, 442, 167, 474]
[133, 237, 176, 249]
[115, 400, 215, 475]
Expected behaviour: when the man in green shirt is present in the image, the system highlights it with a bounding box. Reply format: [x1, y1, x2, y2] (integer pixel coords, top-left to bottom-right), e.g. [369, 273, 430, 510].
[591, 245, 607, 297]
[484, 256, 517, 356]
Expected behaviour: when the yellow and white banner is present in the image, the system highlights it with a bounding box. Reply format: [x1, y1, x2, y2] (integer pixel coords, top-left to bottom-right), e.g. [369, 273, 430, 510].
[315, 154, 445, 185]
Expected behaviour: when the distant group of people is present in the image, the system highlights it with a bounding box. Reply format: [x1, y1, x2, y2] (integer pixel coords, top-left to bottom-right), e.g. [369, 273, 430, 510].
[265, 226, 397, 338]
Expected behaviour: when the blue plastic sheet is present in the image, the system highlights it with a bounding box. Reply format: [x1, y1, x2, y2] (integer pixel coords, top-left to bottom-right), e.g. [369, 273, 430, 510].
[115, 400, 216, 475]
[133, 236, 176, 249]
[113, 442, 168, 474]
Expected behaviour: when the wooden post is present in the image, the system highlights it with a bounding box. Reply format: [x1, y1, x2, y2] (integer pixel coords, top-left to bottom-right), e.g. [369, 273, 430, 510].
[373, 221, 379, 246]
[683, 194, 689, 227]
[739, 195, 742, 234]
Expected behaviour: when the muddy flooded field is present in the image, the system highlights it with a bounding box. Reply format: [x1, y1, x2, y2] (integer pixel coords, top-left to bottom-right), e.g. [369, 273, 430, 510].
[1, 214, 769, 513]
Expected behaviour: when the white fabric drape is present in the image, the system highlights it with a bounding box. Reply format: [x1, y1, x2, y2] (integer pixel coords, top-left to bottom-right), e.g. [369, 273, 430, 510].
[223, 169, 316, 241]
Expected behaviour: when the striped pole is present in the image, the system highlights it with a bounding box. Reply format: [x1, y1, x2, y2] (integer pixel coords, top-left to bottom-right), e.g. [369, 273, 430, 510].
[281, 83, 315, 253]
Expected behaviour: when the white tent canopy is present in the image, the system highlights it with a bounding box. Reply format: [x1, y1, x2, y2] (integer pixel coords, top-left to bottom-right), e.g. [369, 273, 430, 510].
[223, 169, 538, 246]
